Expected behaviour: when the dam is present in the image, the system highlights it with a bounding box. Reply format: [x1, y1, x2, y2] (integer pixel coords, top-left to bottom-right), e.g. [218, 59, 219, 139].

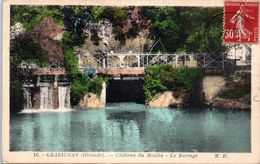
[21, 68, 71, 111]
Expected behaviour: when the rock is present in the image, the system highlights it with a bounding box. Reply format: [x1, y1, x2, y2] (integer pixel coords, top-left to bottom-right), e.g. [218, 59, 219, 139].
[79, 93, 105, 109]
[212, 98, 250, 109]
[148, 91, 187, 108]
[238, 94, 251, 104]
[148, 92, 175, 108]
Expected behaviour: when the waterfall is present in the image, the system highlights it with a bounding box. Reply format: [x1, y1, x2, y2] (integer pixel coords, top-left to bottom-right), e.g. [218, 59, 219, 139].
[23, 87, 32, 109]
[40, 87, 54, 109]
[58, 86, 70, 109]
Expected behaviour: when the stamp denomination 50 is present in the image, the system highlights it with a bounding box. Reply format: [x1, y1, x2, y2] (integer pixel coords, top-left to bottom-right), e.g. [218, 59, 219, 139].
[224, 2, 259, 44]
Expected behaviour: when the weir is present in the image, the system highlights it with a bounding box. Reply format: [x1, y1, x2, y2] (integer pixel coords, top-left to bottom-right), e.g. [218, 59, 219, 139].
[21, 68, 71, 110]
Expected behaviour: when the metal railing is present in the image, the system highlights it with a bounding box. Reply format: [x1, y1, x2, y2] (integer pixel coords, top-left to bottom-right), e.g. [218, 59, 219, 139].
[78, 52, 235, 70]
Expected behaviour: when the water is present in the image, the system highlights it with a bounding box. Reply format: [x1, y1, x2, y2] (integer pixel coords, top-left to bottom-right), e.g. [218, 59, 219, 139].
[10, 103, 250, 152]
[58, 86, 70, 109]
[23, 86, 71, 110]
[40, 87, 54, 109]
[23, 88, 32, 109]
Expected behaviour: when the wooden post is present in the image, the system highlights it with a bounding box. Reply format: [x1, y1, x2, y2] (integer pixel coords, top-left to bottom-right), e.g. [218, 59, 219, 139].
[54, 75, 58, 88]
[36, 75, 40, 87]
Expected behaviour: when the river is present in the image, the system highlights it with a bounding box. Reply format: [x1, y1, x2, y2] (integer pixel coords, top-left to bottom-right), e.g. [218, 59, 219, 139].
[10, 103, 250, 152]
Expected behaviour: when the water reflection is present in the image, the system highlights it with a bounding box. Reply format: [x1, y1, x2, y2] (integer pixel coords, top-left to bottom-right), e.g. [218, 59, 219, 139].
[10, 103, 250, 152]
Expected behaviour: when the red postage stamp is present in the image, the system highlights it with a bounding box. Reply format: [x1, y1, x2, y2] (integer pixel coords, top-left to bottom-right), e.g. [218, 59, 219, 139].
[224, 2, 259, 44]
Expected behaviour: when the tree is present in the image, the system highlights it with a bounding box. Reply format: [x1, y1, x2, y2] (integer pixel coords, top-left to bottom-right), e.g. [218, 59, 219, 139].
[10, 34, 49, 68]
[10, 34, 49, 112]
[179, 7, 225, 53]
[144, 7, 182, 53]
[11, 6, 64, 31]
[31, 16, 64, 65]
[63, 6, 91, 46]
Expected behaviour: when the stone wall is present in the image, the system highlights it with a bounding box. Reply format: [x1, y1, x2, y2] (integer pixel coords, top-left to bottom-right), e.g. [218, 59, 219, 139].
[53, 87, 59, 109]
[148, 76, 226, 108]
[79, 93, 105, 109]
[79, 82, 106, 109]
[202, 76, 226, 104]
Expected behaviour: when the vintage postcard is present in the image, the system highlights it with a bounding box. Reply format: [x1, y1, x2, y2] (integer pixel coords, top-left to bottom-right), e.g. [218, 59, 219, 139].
[2, 0, 260, 163]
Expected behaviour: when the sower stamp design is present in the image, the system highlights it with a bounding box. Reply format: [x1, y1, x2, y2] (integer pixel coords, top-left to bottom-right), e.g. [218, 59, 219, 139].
[224, 2, 259, 43]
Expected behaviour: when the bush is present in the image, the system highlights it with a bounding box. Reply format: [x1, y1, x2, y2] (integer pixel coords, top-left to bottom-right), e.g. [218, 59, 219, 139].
[143, 64, 203, 101]
[10, 35, 49, 68]
[142, 65, 168, 101]
[63, 48, 90, 106]
[70, 78, 89, 106]
[89, 76, 110, 96]
[219, 84, 250, 99]
[177, 67, 203, 91]
[10, 78, 24, 113]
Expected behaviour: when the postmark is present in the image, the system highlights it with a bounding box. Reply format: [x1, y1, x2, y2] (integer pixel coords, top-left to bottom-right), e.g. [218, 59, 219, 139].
[224, 1, 259, 43]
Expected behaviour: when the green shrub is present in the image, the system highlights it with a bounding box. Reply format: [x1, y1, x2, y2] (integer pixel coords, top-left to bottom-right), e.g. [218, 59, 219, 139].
[89, 76, 110, 96]
[142, 65, 168, 101]
[70, 78, 89, 106]
[63, 48, 91, 106]
[10, 78, 24, 113]
[177, 67, 203, 91]
[219, 84, 250, 99]
[143, 64, 203, 101]
[10, 35, 49, 68]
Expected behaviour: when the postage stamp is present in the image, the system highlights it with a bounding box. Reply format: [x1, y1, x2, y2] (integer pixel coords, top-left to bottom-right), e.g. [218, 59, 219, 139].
[224, 1, 259, 43]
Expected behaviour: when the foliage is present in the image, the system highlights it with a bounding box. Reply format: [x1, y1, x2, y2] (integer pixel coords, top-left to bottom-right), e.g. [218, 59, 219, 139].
[10, 78, 24, 113]
[63, 46, 89, 106]
[91, 7, 105, 22]
[63, 6, 91, 46]
[11, 6, 225, 54]
[63, 49, 81, 76]
[10, 34, 49, 112]
[113, 27, 126, 44]
[89, 76, 110, 96]
[143, 64, 203, 101]
[179, 8, 225, 53]
[31, 16, 64, 65]
[98, 7, 128, 26]
[92, 7, 128, 43]
[60, 7, 92, 105]
[10, 35, 49, 68]
[141, 7, 224, 53]
[11, 6, 64, 31]
[90, 28, 100, 46]
[70, 78, 89, 106]
[219, 84, 250, 99]
[147, 7, 181, 53]
[177, 67, 203, 91]
[142, 65, 168, 101]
